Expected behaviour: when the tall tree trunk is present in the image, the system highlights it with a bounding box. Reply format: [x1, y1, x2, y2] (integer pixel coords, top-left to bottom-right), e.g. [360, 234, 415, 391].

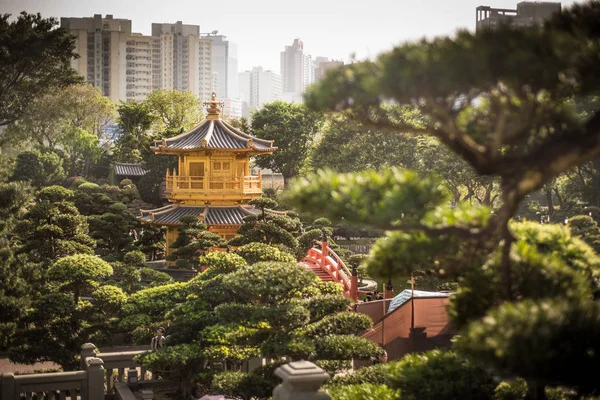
[526, 380, 547, 400]
[591, 157, 600, 207]
[545, 186, 555, 221]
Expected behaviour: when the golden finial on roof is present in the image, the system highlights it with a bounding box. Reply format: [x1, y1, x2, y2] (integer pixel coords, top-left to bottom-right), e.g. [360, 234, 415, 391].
[203, 92, 224, 120]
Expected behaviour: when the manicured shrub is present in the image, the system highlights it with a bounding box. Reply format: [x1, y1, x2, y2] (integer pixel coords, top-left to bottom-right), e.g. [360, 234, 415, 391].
[328, 384, 400, 400]
[385, 350, 495, 400]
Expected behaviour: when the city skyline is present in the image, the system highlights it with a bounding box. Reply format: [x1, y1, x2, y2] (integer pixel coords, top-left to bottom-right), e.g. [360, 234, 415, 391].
[1, 0, 583, 73]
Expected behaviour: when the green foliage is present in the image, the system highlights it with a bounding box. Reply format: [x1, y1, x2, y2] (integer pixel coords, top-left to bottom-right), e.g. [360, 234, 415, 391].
[92, 285, 127, 315]
[0, 182, 33, 349]
[325, 363, 389, 388]
[123, 282, 189, 325]
[15, 186, 94, 276]
[0, 12, 82, 128]
[145, 89, 203, 133]
[456, 299, 600, 395]
[495, 379, 528, 400]
[47, 254, 113, 304]
[89, 202, 140, 254]
[231, 198, 301, 249]
[135, 343, 203, 371]
[303, 293, 350, 322]
[168, 216, 226, 269]
[5, 83, 115, 152]
[9, 150, 66, 188]
[568, 215, 600, 254]
[450, 222, 599, 329]
[234, 242, 296, 265]
[250, 101, 323, 186]
[314, 334, 382, 360]
[59, 127, 101, 176]
[197, 252, 247, 280]
[312, 111, 418, 173]
[139, 268, 173, 287]
[301, 311, 372, 337]
[385, 350, 495, 400]
[286, 168, 447, 229]
[222, 262, 315, 303]
[114, 100, 155, 163]
[328, 384, 400, 400]
[211, 370, 277, 400]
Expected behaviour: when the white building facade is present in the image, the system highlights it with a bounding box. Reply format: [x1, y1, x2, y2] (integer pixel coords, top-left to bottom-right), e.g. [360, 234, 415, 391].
[280, 38, 312, 103]
[62, 16, 215, 102]
[239, 67, 282, 118]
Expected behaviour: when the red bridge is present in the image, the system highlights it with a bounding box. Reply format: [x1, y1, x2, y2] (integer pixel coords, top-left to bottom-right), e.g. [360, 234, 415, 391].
[301, 239, 362, 301]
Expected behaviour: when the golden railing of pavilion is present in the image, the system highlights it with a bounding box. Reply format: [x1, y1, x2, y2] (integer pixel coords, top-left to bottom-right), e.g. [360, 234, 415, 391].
[165, 170, 262, 196]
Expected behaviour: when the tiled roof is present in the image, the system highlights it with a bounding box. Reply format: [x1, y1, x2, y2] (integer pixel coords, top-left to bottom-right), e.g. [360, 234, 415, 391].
[114, 163, 148, 177]
[387, 289, 450, 314]
[140, 204, 260, 226]
[153, 119, 276, 152]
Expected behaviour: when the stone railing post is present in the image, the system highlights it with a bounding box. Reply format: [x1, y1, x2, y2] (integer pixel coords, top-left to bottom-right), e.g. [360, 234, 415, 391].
[2, 372, 15, 400]
[273, 360, 331, 400]
[86, 357, 105, 400]
[81, 343, 98, 370]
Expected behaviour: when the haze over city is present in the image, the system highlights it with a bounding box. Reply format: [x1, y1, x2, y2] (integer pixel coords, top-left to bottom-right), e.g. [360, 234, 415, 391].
[1, 0, 583, 72]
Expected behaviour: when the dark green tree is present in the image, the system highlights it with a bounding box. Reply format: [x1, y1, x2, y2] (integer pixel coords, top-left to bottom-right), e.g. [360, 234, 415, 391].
[311, 112, 419, 173]
[9, 150, 66, 188]
[88, 203, 140, 256]
[568, 215, 600, 253]
[0, 12, 82, 128]
[229, 197, 301, 250]
[251, 101, 323, 187]
[114, 100, 155, 163]
[167, 216, 226, 269]
[14, 186, 95, 281]
[0, 182, 33, 349]
[288, 3, 600, 398]
[10, 254, 124, 370]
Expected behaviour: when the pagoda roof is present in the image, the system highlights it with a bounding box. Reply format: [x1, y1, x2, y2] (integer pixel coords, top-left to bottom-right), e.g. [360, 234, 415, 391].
[114, 162, 148, 177]
[152, 93, 276, 154]
[140, 204, 260, 226]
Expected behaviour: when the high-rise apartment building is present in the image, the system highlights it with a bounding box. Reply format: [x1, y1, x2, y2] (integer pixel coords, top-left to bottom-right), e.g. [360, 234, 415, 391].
[151, 22, 213, 101]
[61, 15, 134, 101]
[280, 39, 312, 103]
[62, 16, 214, 102]
[314, 57, 344, 82]
[239, 67, 283, 117]
[204, 35, 239, 99]
[476, 1, 561, 31]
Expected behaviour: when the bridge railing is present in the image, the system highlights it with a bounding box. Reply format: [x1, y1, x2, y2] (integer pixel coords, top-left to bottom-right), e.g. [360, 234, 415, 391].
[303, 241, 352, 297]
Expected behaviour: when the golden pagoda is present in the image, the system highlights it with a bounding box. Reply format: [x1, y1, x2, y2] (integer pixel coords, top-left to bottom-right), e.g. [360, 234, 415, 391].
[140, 93, 277, 255]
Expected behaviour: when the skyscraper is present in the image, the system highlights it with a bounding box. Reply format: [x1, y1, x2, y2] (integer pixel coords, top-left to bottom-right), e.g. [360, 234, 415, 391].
[203, 35, 239, 99]
[61, 15, 136, 101]
[151, 21, 213, 101]
[62, 16, 214, 102]
[239, 67, 283, 117]
[476, 1, 561, 31]
[280, 39, 312, 103]
[314, 57, 344, 82]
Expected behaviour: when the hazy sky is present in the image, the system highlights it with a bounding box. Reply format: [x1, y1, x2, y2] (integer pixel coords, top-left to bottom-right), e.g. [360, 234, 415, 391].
[1, 0, 581, 73]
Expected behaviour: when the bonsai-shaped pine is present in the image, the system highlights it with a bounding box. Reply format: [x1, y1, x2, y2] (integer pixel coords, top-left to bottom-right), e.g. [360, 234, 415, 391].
[167, 216, 226, 269]
[229, 197, 301, 250]
[10, 254, 126, 370]
[568, 215, 600, 254]
[287, 3, 600, 398]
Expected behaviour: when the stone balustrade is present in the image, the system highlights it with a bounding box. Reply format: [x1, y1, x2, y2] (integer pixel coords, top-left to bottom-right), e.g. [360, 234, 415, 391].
[2, 344, 335, 400]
